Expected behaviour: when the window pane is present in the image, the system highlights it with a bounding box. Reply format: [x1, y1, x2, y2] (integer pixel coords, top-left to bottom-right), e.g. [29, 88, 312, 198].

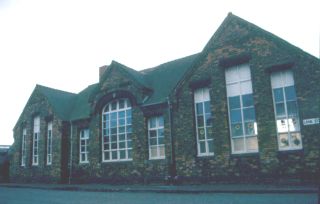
[275, 103, 285, 117]
[119, 126, 125, 133]
[231, 123, 243, 137]
[225, 66, 238, 83]
[120, 150, 126, 159]
[246, 136, 258, 151]
[111, 143, 117, 149]
[126, 125, 132, 133]
[104, 152, 110, 160]
[204, 101, 211, 113]
[119, 134, 125, 141]
[242, 94, 253, 107]
[198, 128, 205, 140]
[150, 146, 157, 158]
[287, 101, 298, 116]
[229, 96, 240, 109]
[208, 140, 213, 153]
[127, 140, 132, 148]
[104, 144, 109, 150]
[273, 88, 284, 103]
[197, 116, 204, 127]
[126, 109, 132, 117]
[126, 100, 131, 108]
[233, 138, 244, 152]
[127, 133, 131, 140]
[239, 64, 251, 80]
[196, 103, 203, 115]
[227, 83, 240, 97]
[279, 133, 289, 148]
[291, 133, 302, 147]
[158, 137, 164, 145]
[127, 117, 132, 125]
[149, 130, 157, 138]
[128, 149, 132, 159]
[111, 128, 117, 135]
[158, 116, 164, 127]
[119, 119, 125, 126]
[150, 138, 157, 145]
[149, 118, 156, 128]
[111, 101, 117, 110]
[119, 99, 125, 109]
[157, 129, 164, 137]
[244, 122, 255, 136]
[205, 114, 212, 126]
[206, 127, 213, 139]
[112, 151, 117, 159]
[277, 119, 288, 133]
[230, 110, 242, 123]
[288, 117, 300, 132]
[243, 107, 255, 122]
[240, 81, 252, 95]
[285, 86, 296, 101]
[111, 120, 117, 127]
[199, 141, 206, 153]
[118, 111, 125, 118]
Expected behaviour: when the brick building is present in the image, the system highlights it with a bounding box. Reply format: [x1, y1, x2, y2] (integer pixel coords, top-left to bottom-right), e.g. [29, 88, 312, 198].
[10, 13, 320, 184]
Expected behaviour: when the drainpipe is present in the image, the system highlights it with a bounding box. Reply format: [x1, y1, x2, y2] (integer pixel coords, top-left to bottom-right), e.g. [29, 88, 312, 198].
[167, 97, 176, 182]
[68, 121, 73, 184]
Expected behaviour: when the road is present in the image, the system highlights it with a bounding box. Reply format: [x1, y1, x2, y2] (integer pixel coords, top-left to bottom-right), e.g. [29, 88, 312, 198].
[0, 187, 317, 204]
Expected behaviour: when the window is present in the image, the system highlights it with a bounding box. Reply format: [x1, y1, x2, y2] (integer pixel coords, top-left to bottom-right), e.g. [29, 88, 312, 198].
[225, 64, 258, 154]
[79, 129, 89, 163]
[271, 70, 302, 150]
[148, 116, 165, 159]
[194, 88, 214, 156]
[102, 99, 132, 162]
[32, 116, 40, 165]
[21, 128, 27, 166]
[47, 122, 53, 165]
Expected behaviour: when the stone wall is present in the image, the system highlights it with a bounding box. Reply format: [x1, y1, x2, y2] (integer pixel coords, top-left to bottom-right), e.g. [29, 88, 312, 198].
[10, 89, 65, 183]
[172, 16, 320, 183]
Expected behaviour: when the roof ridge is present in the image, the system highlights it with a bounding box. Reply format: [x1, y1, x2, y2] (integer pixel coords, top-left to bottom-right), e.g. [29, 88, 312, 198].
[140, 53, 200, 74]
[36, 84, 76, 95]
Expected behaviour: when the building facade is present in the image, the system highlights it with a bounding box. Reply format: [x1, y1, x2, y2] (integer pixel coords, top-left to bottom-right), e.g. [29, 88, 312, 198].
[10, 13, 320, 184]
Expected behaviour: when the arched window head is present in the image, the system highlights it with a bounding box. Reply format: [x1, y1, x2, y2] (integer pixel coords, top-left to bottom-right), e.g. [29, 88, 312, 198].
[102, 98, 132, 161]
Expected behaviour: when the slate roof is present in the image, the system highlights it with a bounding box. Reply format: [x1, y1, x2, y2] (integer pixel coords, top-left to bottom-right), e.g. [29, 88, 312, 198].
[31, 53, 198, 122]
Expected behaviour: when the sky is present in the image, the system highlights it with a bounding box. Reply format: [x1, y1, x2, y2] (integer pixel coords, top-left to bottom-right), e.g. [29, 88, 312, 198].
[0, 0, 319, 145]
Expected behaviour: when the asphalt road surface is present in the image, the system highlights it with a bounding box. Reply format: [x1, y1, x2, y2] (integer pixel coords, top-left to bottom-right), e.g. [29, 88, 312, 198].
[0, 187, 317, 204]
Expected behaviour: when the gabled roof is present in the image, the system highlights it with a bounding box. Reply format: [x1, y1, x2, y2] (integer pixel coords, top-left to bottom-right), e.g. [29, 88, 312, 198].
[69, 83, 99, 121]
[100, 60, 151, 90]
[141, 53, 199, 105]
[36, 85, 77, 120]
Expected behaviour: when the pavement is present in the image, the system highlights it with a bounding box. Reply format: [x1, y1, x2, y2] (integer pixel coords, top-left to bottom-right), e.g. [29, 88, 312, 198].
[0, 182, 319, 194]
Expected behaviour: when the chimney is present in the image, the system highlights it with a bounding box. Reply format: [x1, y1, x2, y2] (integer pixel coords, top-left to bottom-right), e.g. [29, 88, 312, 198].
[99, 65, 108, 81]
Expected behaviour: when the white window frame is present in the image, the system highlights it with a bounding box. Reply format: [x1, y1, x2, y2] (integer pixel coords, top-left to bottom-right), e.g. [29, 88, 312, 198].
[271, 69, 302, 151]
[79, 129, 89, 163]
[148, 116, 165, 160]
[32, 116, 40, 166]
[194, 88, 214, 156]
[102, 99, 132, 162]
[46, 122, 53, 165]
[225, 64, 259, 154]
[21, 128, 27, 166]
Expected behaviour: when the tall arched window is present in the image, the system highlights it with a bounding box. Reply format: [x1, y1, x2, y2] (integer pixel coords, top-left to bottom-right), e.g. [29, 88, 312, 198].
[102, 98, 132, 161]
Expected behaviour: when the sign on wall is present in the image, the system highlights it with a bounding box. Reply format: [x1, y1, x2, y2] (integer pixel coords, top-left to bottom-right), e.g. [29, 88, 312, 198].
[303, 118, 320, 126]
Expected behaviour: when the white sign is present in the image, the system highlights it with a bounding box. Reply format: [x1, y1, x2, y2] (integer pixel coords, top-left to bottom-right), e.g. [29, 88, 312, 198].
[303, 118, 320, 126]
